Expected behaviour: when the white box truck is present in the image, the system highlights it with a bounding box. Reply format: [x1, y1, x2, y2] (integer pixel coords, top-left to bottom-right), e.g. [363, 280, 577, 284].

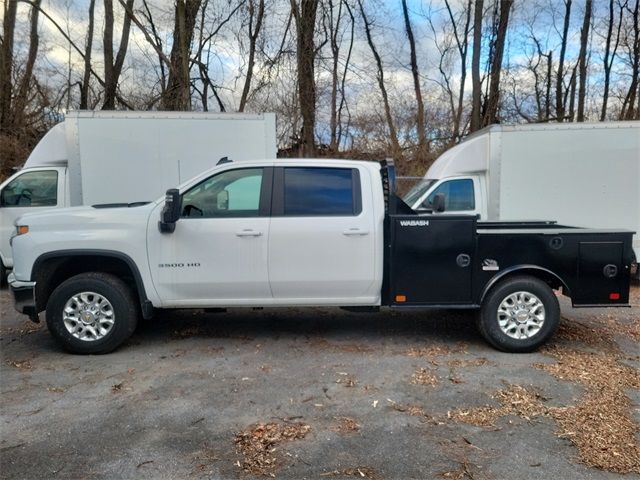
[0, 111, 277, 279]
[402, 121, 640, 274]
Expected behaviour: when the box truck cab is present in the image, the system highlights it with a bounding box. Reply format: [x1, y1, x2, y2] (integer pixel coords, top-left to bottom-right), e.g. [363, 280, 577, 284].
[0, 111, 277, 280]
[403, 122, 640, 273]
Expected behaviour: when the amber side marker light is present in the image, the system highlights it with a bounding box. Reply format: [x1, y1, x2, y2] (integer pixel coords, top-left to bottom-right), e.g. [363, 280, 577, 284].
[17, 226, 29, 235]
[609, 293, 620, 300]
[395, 295, 407, 303]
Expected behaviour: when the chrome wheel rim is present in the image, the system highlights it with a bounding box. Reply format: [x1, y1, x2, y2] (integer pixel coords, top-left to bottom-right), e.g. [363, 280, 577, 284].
[497, 291, 545, 339]
[63, 292, 115, 342]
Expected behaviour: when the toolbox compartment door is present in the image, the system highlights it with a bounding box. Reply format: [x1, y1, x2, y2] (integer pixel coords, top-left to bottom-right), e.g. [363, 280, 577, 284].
[574, 241, 627, 305]
[389, 216, 475, 305]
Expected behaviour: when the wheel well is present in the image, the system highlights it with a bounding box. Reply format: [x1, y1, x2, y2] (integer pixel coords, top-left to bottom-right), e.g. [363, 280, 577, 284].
[33, 255, 144, 313]
[481, 267, 569, 303]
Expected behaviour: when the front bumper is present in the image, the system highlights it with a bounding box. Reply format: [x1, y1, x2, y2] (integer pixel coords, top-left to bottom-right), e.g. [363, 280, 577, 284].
[8, 273, 38, 321]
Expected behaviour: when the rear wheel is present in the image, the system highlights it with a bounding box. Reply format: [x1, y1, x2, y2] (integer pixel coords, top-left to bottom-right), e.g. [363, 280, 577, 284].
[478, 276, 559, 353]
[46, 272, 138, 354]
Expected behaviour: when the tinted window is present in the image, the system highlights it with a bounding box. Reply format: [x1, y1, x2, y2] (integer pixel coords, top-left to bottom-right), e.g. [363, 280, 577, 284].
[284, 167, 360, 216]
[423, 179, 475, 211]
[0, 170, 58, 207]
[181, 168, 263, 218]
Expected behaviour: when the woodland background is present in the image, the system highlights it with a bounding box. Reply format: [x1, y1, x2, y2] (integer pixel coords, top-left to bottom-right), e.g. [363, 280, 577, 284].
[0, 0, 639, 179]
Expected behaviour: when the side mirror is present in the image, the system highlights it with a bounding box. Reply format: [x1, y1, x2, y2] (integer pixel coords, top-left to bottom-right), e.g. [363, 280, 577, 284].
[159, 188, 181, 233]
[432, 193, 446, 213]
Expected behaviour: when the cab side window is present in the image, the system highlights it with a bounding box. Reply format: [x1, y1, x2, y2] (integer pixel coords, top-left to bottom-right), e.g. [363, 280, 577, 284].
[423, 179, 475, 211]
[181, 168, 264, 218]
[281, 167, 362, 216]
[0, 170, 58, 207]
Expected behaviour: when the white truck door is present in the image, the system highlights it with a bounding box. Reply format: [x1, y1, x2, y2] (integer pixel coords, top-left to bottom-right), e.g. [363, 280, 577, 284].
[147, 167, 272, 305]
[0, 167, 66, 268]
[268, 166, 377, 304]
[416, 177, 480, 217]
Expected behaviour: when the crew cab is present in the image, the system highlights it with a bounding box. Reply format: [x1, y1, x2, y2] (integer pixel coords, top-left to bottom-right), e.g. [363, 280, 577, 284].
[8, 159, 635, 354]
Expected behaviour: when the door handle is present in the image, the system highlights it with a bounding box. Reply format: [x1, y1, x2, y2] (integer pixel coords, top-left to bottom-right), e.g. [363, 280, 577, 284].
[235, 229, 262, 237]
[342, 228, 369, 236]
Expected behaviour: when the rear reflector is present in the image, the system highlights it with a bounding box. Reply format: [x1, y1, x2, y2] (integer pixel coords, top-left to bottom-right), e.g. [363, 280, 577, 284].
[609, 293, 620, 300]
[395, 295, 407, 303]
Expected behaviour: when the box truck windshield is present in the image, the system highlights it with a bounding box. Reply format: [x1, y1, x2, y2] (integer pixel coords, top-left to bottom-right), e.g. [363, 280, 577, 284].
[403, 179, 436, 207]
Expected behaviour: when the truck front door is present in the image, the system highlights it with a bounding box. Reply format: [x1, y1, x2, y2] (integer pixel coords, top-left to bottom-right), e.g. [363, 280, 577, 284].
[147, 167, 273, 305]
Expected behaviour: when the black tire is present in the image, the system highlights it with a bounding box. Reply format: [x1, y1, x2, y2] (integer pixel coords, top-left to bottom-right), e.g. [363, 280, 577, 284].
[0, 261, 7, 289]
[46, 272, 138, 354]
[478, 275, 559, 353]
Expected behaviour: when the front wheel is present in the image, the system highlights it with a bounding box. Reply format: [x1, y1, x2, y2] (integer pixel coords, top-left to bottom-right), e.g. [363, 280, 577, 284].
[46, 272, 138, 354]
[478, 276, 559, 353]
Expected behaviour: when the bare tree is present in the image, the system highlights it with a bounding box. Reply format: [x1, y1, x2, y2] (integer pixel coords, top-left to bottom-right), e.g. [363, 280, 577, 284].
[0, 0, 18, 132]
[470, 0, 484, 132]
[621, 0, 639, 119]
[290, 0, 320, 156]
[239, 0, 265, 112]
[357, 0, 401, 158]
[13, 0, 41, 125]
[80, 0, 96, 109]
[483, 0, 513, 126]
[162, 0, 203, 110]
[600, 0, 625, 120]
[103, 0, 134, 109]
[556, 0, 572, 122]
[576, 0, 592, 121]
[401, 0, 427, 157]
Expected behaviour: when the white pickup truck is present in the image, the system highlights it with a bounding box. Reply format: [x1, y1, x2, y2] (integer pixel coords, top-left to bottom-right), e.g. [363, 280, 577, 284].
[8, 159, 635, 354]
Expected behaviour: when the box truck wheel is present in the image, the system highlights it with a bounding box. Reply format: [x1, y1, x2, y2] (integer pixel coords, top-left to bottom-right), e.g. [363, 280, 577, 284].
[478, 276, 559, 353]
[46, 272, 138, 354]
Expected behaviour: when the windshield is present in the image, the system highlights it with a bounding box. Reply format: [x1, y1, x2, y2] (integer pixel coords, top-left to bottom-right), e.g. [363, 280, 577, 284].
[402, 179, 437, 206]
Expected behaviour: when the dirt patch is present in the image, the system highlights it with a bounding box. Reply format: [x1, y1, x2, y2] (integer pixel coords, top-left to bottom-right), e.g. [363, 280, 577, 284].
[411, 367, 439, 387]
[331, 417, 360, 434]
[386, 399, 437, 423]
[6, 359, 32, 370]
[448, 384, 547, 427]
[535, 346, 640, 474]
[234, 422, 311, 476]
[406, 342, 467, 358]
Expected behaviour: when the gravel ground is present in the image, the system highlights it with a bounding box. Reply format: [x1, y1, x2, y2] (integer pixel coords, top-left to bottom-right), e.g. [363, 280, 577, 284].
[1, 287, 638, 480]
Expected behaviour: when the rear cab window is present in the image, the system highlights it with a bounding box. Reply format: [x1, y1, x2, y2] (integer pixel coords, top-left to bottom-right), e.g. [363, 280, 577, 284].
[274, 167, 362, 216]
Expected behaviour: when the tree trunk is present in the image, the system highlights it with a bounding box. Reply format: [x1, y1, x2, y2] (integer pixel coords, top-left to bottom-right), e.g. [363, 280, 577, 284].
[576, 0, 592, 122]
[556, 0, 572, 122]
[290, 0, 319, 156]
[162, 0, 202, 111]
[483, 0, 512, 127]
[80, 0, 96, 109]
[401, 0, 427, 157]
[470, 0, 483, 132]
[239, 0, 265, 112]
[0, 0, 18, 132]
[103, 0, 134, 109]
[13, 0, 41, 124]
[357, 0, 401, 158]
[328, 0, 343, 152]
[621, 0, 640, 120]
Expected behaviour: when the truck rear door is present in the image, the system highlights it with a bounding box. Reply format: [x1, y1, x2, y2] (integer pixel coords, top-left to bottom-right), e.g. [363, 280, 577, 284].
[387, 215, 475, 305]
[268, 165, 379, 304]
